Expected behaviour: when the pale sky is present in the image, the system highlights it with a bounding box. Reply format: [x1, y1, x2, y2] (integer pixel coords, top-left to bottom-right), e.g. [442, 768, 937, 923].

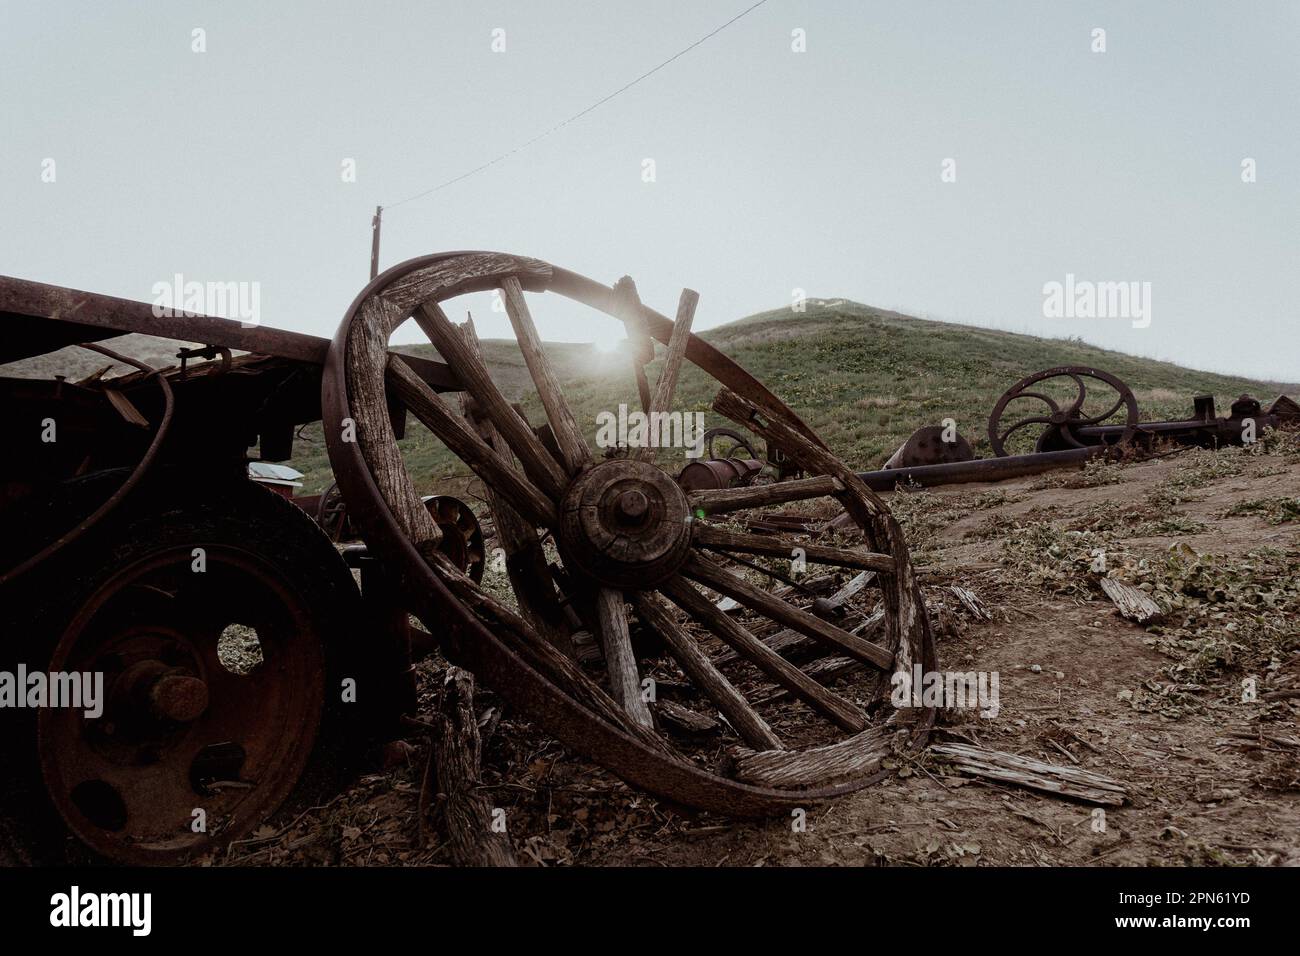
[2, 1, 1297, 380]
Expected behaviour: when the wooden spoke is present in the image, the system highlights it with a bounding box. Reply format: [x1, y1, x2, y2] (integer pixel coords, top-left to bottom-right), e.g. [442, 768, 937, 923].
[661, 576, 868, 733]
[594, 587, 654, 729]
[500, 276, 592, 476]
[634, 592, 783, 751]
[687, 473, 841, 516]
[633, 288, 699, 463]
[457, 319, 574, 657]
[613, 277, 654, 413]
[713, 388, 888, 520]
[412, 299, 569, 499]
[423, 550, 672, 757]
[712, 385, 935, 686]
[386, 355, 558, 527]
[682, 553, 893, 670]
[693, 526, 894, 572]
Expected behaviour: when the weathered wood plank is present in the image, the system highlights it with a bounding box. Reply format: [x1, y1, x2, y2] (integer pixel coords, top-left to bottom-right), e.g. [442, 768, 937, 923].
[422, 667, 517, 866]
[345, 296, 443, 553]
[1099, 577, 1165, 625]
[594, 587, 655, 729]
[731, 725, 902, 789]
[930, 742, 1127, 805]
[633, 287, 698, 463]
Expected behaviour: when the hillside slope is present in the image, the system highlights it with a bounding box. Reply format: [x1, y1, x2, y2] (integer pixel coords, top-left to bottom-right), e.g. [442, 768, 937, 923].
[289, 300, 1292, 494]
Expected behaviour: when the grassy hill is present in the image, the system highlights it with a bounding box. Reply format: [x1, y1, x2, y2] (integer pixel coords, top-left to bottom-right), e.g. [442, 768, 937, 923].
[282, 301, 1292, 496]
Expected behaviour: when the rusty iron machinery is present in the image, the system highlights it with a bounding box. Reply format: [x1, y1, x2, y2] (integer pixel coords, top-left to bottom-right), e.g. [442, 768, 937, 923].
[987, 366, 1140, 457]
[677, 457, 767, 491]
[321, 251, 937, 818]
[315, 483, 484, 582]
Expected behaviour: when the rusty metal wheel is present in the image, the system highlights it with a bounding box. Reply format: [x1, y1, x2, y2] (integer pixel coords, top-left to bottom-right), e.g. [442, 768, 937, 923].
[6, 479, 370, 864]
[423, 494, 485, 583]
[316, 480, 349, 542]
[322, 251, 936, 815]
[702, 426, 758, 461]
[988, 366, 1139, 456]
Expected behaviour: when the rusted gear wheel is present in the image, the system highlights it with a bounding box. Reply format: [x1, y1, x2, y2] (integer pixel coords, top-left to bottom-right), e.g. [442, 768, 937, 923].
[423, 494, 485, 583]
[2, 478, 372, 864]
[987, 366, 1139, 456]
[316, 480, 350, 542]
[702, 426, 758, 462]
[322, 251, 936, 815]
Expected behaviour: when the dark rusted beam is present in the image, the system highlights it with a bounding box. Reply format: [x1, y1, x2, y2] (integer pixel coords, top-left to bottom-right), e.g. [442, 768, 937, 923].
[0, 275, 458, 391]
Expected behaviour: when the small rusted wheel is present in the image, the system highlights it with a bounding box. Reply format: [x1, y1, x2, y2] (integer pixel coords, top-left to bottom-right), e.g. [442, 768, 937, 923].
[423, 494, 485, 583]
[988, 366, 1139, 456]
[702, 426, 758, 461]
[316, 480, 350, 541]
[323, 252, 936, 814]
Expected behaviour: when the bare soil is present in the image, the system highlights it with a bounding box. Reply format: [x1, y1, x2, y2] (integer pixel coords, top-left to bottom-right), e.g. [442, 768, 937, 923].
[222, 440, 1300, 868]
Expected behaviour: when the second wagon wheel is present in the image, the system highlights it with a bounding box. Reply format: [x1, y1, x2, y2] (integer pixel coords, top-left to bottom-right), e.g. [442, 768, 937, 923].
[322, 251, 937, 815]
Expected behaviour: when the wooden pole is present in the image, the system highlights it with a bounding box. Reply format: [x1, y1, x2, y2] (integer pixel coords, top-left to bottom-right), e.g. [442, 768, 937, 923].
[370, 205, 383, 280]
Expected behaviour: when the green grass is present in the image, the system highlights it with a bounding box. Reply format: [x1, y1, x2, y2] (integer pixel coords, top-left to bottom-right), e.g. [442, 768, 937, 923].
[277, 300, 1289, 495]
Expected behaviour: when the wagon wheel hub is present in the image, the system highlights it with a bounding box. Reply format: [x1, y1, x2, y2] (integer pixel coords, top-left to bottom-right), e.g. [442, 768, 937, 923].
[558, 459, 692, 589]
[114, 657, 210, 724]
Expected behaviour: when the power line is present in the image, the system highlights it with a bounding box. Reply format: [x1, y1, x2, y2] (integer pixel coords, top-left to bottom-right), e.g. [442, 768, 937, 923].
[384, 0, 771, 211]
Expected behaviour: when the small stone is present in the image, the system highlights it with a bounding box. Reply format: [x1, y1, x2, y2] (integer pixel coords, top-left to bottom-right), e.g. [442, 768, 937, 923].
[1030, 664, 1042, 674]
[1054, 671, 1065, 679]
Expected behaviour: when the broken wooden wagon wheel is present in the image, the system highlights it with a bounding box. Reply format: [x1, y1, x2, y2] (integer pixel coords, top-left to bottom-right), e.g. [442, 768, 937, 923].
[987, 365, 1139, 456]
[322, 251, 936, 816]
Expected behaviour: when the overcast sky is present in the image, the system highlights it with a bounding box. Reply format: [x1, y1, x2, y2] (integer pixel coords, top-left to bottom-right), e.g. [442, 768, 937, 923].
[2, 1, 1296, 380]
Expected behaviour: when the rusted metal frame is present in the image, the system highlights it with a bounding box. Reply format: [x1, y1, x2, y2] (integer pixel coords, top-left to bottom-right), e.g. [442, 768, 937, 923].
[0, 275, 458, 392]
[686, 446, 1103, 505]
[0, 343, 174, 586]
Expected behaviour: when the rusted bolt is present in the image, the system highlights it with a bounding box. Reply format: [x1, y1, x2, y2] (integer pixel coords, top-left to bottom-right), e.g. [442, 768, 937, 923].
[150, 674, 210, 723]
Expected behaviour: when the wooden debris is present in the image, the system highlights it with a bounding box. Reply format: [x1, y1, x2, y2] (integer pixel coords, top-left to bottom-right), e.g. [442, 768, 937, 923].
[1099, 577, 1165, 625]
[422, 667, 517, 866]
[930, 742, 1127, 806]
[654, 698, 721, 736]
[732, 725, 903, 789]
[753, 656, 864, 705]
[947, 585, 989, 621]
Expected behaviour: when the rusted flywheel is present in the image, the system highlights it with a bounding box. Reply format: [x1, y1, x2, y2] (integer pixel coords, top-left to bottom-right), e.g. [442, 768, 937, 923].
[317, 482, 485, 582]
[987, 366, 1139, 457]
[701, 426, 758, 462]
[322, 251, 936, 814]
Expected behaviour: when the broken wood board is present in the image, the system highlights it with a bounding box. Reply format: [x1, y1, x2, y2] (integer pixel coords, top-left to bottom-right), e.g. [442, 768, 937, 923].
[930, 742, 1127, 806]
[1099, 577, 1165, 625]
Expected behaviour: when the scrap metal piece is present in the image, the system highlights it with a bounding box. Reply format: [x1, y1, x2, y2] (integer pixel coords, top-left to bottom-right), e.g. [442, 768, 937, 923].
[883, 424, 975, 469]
